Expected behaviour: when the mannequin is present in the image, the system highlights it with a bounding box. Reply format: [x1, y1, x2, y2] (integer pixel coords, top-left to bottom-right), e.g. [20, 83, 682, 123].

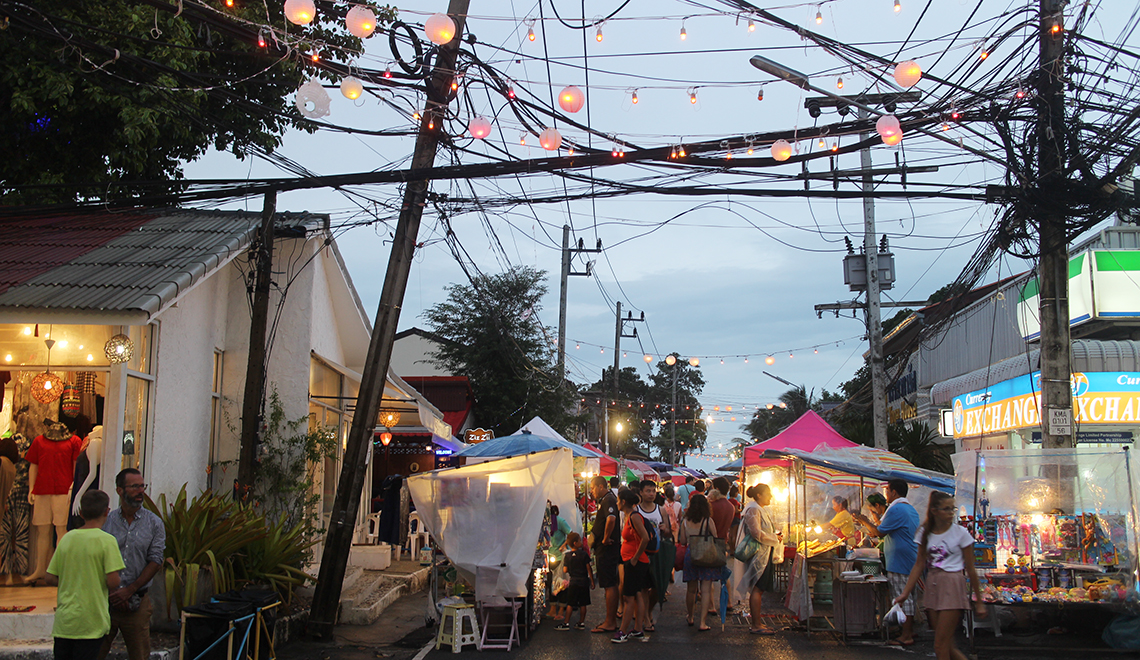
[70, 426, 102, 516]
[23, 420, 82, 584]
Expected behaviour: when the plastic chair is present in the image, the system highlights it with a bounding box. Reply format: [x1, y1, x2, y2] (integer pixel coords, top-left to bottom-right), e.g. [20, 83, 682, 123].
[435, 603, 480, 653]
[365, 513, 382, 545]
[478, 596, 522, 651]
[405, 512, 430, 559]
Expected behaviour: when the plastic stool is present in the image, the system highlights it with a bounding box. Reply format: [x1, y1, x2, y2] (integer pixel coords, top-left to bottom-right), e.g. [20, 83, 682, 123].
[435, 603, 480, 653]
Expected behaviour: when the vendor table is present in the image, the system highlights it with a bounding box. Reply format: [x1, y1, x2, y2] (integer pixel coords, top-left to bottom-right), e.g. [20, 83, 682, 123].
[967, 600, 1131, 654]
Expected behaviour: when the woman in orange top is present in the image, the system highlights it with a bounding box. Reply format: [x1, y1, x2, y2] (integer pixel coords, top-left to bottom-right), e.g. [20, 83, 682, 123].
[614, 489, 649, 643]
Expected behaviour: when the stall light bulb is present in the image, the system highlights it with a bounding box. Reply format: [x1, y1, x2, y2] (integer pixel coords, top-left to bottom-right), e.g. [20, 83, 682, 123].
[748, 19, 755, 32]
[814, 348, 819, 354]
[679, 24, 687, 40]
[746, 144, 754, 155]
[831, 139, 839, 152]
[757, 85, 764, 101]
[428, 118, 434, 129]
[412, 111, 421, 120]
[894, 0, 901, 12]
[22, 327, 31, 335]
[818, 137, 826, 148]
[814, 525, 823, 534]
[816, 8, 823, 24]
[1015, 87, 1026, 99]
[631, 89, 639, 104]
[87, 354, 93, 362]
[451, 79, 459, 91]
[383, 65, 392, 79]
[3, 354, 10, 362]
[1051, 20, 1062, 34]
[744, 357, 749, 363]
[950, 106, 960, 120]
[765, 355, 775, 365]
[837, 76, 843, 89]
[980, 44, 990, 60]
[257, 31, 267, 48]
[690, 90, 698, 104]
[226, 0, 233, 6]
[507, 87, 515, 99]
[520, 134, 526, 145]
[725, 151, 732, 160]
[596, 26, 603, 42]
[527, 26, 536, 41]
[311, 52, 319, 62]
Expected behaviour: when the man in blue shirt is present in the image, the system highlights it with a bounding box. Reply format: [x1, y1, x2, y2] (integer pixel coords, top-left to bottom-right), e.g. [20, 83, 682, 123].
[674, 476, 695, 512]
[853, 479, 918, 646]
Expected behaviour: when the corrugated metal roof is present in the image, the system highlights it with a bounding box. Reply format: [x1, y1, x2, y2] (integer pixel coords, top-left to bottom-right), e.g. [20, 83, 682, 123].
[0, 209, 324, 321]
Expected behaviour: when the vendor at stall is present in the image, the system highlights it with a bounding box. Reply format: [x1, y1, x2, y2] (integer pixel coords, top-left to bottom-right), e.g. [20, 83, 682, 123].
[852, 479, 919, 647]
[823, 496, 856, 543]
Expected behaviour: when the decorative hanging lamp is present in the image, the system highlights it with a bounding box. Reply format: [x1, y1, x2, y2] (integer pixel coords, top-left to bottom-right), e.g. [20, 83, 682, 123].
[32, 336, 63, 404]
[104, 333, 134, 364]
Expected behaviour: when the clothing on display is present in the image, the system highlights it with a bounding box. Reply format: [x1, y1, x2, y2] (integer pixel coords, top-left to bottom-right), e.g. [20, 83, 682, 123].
[26, 429, 82, 495]
[0, 433, 31, 576]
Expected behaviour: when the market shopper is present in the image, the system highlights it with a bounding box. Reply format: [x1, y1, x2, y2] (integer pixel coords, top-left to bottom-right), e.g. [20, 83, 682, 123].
[546, 505, 572, 619]
[99, 469, 165, 660]
[555, 532, 593, 630]
[675, 476, 696, 511]
[637, 480, 672, 630]
[678, 493, 719, 631]
[852, 479, 919, 646]
[614, 490, 650, 643]
[732, 484, 782, 635]
[589, 476, 621, 634]
[894, 491, 986, 660]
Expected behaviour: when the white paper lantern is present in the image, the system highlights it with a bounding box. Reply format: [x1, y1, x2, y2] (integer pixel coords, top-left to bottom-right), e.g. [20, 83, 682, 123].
[893, 60, 922, 88]
[876, 114, 903, 145]
[539, 127, 562, 151]
[284, 0, 316, 26]
[882, 127, 904, 146]
[296, 79, 331, 118]
[345, 5, 377, 38]
[468, 116, 492, 139]
[425, 13, 456, 45]
[771, 139, 793, 161]
[340, 76, 363, 100]
[558, 86, 585, 113]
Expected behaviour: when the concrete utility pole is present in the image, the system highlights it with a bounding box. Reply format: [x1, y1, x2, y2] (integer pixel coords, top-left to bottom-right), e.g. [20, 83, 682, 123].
[307, 0, 470, 638]
[556, 227, 600, 380]
[605, 302, 643, 453]
[1036, 0, 1074, 449]
[236, 190, 276, 493]
[859, 106, 890, 451]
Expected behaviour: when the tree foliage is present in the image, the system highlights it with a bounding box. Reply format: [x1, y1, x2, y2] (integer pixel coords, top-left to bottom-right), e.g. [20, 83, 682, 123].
[423, 266, 579, 437]
[1, 1, 392, 203]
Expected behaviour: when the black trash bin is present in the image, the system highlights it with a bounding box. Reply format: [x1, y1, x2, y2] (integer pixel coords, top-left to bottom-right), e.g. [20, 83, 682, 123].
[213, 590, 282, 660]
[182, 601, 255, 660]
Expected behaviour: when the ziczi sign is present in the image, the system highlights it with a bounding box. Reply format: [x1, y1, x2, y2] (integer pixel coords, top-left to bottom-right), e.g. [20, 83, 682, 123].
[951, 371, 1140, 438]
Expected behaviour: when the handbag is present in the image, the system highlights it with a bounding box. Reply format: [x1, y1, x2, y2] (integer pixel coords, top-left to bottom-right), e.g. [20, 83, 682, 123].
[689, 520, 727, 568]
[674, 544, 687, 572]
[733, 530, 762, 563]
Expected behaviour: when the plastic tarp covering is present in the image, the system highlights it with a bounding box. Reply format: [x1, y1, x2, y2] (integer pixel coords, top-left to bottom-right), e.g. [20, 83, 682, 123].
[780, 445, 956, 491]
[952, 448, 1139, 587]
[408, 448, 581, 600]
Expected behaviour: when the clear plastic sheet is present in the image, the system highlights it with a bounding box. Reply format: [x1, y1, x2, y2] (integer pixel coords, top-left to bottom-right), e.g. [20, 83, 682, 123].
[952, 447, 1140, 597]
[407, 448, 580, 599]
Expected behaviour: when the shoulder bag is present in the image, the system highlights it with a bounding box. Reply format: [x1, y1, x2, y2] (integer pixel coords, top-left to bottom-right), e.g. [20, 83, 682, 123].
[689, 519, 727, 568]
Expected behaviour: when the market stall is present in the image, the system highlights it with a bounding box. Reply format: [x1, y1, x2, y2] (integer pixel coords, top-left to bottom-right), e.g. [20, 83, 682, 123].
[581, 443, 618, 476]
[952, 447, 1140, 651]
[408, 448, 581, 639]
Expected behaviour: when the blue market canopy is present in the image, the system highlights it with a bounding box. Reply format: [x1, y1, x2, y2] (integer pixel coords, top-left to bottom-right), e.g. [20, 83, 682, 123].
[716, 458, 743, 472]
[454, 430, 594, 459]
[764, 445, 955, 492]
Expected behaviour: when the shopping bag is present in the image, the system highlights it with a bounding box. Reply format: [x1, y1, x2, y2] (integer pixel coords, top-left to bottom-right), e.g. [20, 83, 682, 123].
[884, 602, 906, 627]
[690, 520, 727, 568]
[733, 533, 761, 563]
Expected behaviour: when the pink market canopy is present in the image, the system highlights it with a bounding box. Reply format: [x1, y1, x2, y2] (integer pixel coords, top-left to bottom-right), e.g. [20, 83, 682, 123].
[743, 410, 859, 465]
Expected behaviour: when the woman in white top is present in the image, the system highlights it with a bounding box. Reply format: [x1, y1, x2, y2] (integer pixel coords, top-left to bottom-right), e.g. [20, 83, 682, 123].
[731, 484, 783, 635]
[894, 491, 985, 660]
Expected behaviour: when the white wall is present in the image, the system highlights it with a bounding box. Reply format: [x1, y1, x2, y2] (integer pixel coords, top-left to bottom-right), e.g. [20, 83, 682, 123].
[391, 333, 449, 377]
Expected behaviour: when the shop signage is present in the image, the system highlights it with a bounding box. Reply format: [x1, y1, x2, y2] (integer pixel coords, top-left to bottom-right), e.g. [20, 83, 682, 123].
[1029, 430, 1134, 443]
[1047, 408, 1072, 436]
[887, 366, 918, 424]
[951, 371, 1140, 438]
[1017, 250, 1140, 341]
[464, 427, 492, 444]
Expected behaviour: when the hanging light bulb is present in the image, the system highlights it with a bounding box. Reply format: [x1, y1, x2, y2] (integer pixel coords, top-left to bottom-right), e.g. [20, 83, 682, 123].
[284, 0, 316, 25]
[816, 7, 823, 24]
[720, 359, 725, 365]
[837, 76, 844, 89]
[771, 139, 792, 161]
[468, 116, 492, 139]
[425, 13, 457, 45]
[894, 0, 901, 12]
[831, 139, 839, 152]
[748, 19, 755, 32]
[383, 65, 392, 79]
[507, 86, 515, 99]
[950, 105, 960, 120]
[744, 357, 749, 363]
[765, 355, 776, 365]
[527, 25, 536, 41]
[689, 88, 698, 104]
[519, 132, 527, 145]
[814, 348, 819, 354]
[575, 342, 580, 349]
[1015, 85, 1026, 99]
[679, 21, 687, 40]
[596, 25, 603, 42]
[412, 111, 421, 121]
[818, 136, 826, 149]
[311, 51, 319, 62]
[226, 0, 233, 6]
[746, 142, 754, 155]
[893, 60, 922, 87]
[979, 42, 990, 60]
[631, 89, 639, 104]
[340, 76, 363, 100]
[757, 85, 764, 101]
[644, 354, 653, 363]
[257, 30, 267, 48]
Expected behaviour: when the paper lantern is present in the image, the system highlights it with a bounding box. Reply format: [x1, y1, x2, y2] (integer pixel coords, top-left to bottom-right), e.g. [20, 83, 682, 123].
[558, 86, 585, 113]
[665, 355, 677, 366]
[893, 60, 922, 88]
[104, 334, 134, 364]
[771, 139, 793, 161]
[425, 13, 456, 45]
[283, 0, 316, 26]
[31, 372, 63, 404]
[643, 354, 653, 363]
[468, 116, 492, 139]
[345, 5, 377, 38]
[295, 79, 331, 118]
[882, 128, 904, 146]
[876, 114, 903, 145]
[539, 127, 562, 151]
[340, 76, 363, 100]
[380, 432, 393, 446]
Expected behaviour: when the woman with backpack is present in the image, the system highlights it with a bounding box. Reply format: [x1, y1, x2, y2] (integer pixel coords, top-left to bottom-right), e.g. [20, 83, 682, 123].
[678, 493, 720, 631]
[613, 489, 650, 644]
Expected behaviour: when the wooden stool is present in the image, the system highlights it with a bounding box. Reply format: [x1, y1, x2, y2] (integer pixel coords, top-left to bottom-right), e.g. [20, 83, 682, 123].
[435, 604, 480, 653]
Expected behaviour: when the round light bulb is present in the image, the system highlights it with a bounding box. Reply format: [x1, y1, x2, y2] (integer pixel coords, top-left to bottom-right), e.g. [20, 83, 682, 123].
[893, 60, 922, 87]
[816, 9, 822, 24]
[643, 354, 653, 363]
[425, 13, 457, 45]
[345, 5, 377, 38]
[468, 116, 492, 139]
[688, 357, 700, 367]
[87, 354, 93, 362]
[665, 355, 677, 366]
[631, 89, 639, 104]
[771, 139, 793, 161]
[283, 0, 316, 26]
[340, 76, 363, 100]
[679, 25, 687, 40]
[765, 355, 776, 365]
[558, 86, 585, 113]
[527, 26, 536, 41]
[539, 127, 562, 150]
[894, 0, 901, 12]
[44, 380, 53, 390]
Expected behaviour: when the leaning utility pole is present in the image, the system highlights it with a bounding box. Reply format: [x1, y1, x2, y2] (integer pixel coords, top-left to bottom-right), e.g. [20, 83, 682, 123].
[236, 190, 276, 494]
[556, 228, 600, 380]
[1036, 0, 1074, 450]
[307, 0, 470, 638]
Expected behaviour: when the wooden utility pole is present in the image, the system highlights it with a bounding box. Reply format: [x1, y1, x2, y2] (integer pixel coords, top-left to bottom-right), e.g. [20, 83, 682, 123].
[556, 230, 601, 381]
[307, 0, 470, 638]
[236, 190, 276, 494]
[858, 107, 889, 451]
[1036, 0, 1074, 449]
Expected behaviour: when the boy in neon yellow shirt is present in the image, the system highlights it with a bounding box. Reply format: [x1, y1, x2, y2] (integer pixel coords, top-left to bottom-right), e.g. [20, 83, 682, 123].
[47, 490, 125, 660]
